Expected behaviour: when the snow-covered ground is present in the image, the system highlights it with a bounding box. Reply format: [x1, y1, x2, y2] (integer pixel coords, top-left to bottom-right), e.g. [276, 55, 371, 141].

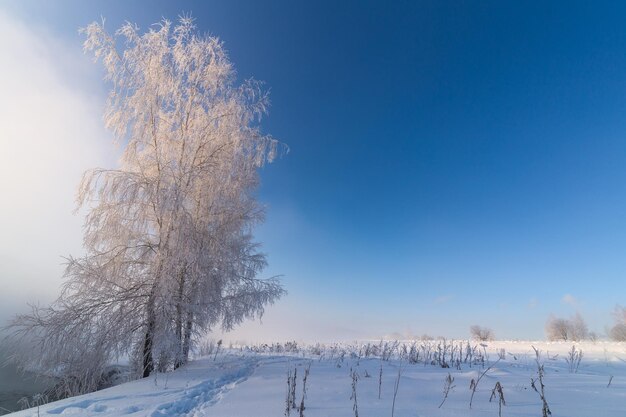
[6, 340, 626, 416]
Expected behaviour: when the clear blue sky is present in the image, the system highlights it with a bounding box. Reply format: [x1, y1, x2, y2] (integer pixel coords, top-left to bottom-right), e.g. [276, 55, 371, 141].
[3, 0, 626, 340]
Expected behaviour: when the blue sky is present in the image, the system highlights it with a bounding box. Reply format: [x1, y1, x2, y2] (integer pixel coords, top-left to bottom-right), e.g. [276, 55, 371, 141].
[3, 1, 626, 341]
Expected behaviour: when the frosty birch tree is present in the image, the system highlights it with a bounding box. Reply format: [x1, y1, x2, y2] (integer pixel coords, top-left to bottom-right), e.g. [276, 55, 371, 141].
[7, 16, 285, 393]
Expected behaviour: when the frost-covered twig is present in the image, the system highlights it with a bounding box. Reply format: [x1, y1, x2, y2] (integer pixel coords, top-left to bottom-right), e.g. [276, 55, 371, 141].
[489, 381, 505, 417]
[349, 368, 359, 417]
[391, 364, 402, 417]
[438, 372, 456, 408]
[298, 362, 311, 417]
[531, 346, 552, 417]
[469, 358, 501, 408]
[378, 363, 383, 399]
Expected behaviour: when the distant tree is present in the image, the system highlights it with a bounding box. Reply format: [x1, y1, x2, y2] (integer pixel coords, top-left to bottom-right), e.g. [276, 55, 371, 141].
[609, 324, 626, 341]
[545, 316, 570, 341]
[7, 16, 285, 394]
[470, 325, 495, 341]
[609, 305, 626, 341]
[545, 313, 588, 341]
[568, 312, 589, 341]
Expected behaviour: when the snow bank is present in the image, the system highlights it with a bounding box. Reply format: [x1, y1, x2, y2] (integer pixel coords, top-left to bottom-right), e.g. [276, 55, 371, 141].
[7, 340, 626, 416]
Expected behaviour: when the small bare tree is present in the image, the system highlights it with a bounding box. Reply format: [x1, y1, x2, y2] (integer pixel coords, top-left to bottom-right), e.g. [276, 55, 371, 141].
[568, 313, 589, 341]
[545, 316, 570, 341]
[470, 325, 494, 341]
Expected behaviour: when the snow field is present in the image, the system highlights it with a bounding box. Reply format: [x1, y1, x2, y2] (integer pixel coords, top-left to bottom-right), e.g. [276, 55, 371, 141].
[8, 340, 626, 417]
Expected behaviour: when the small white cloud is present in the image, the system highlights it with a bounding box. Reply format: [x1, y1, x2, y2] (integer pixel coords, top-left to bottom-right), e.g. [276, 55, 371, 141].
[528, 297, 539, 309]
[561, 294, 578, 307]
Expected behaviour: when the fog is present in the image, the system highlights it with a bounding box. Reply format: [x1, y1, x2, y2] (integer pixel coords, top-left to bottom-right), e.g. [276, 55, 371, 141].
[0, 9, 116, 327]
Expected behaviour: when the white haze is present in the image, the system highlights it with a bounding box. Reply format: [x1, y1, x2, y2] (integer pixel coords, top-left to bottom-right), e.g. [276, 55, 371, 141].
[0, 9, 116, 326]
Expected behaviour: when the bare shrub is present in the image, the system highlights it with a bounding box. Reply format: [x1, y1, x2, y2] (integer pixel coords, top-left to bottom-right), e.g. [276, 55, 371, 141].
[609, 305, 626, 341]
[565, 345, 583, 373]
[470, 325, 494, 341]
[568, 313, 589, 341]
[18, 393, 49, 413]
[545, 313, 588, 341]
[610, 323, 626, 341]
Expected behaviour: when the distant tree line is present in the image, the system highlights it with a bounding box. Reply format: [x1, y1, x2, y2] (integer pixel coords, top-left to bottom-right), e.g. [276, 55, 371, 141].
[470, 305, 626, 342]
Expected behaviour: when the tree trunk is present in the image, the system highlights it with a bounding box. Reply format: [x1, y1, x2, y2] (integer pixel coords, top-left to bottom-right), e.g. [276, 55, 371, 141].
[174, 267, 187, 369]
[142, 289, 157, 378]
[181, 314, 194, 365]
[142, 317, 155, 377]
[173, 269, 185, 370]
